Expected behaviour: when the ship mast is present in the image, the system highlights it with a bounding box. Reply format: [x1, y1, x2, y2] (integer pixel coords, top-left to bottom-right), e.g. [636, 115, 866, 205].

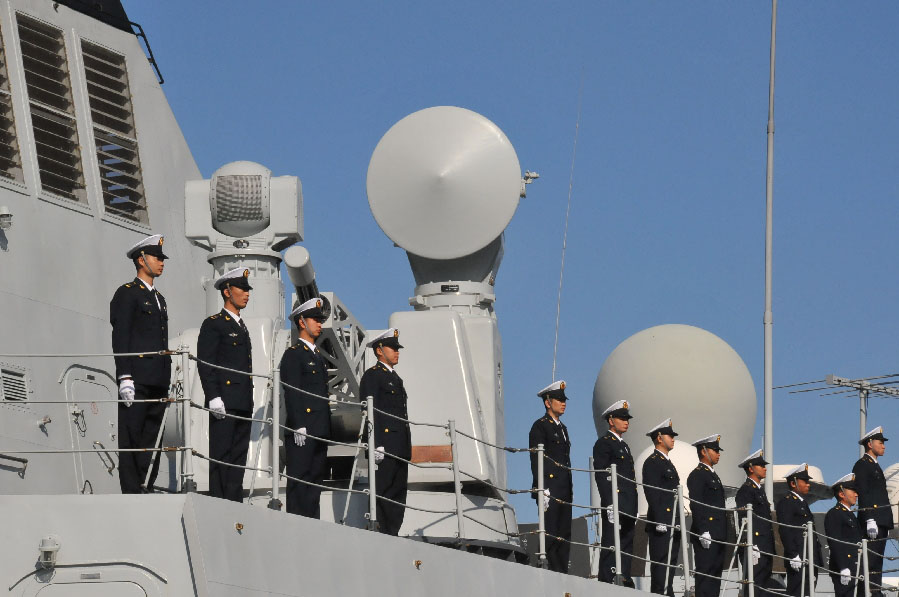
[763, 0, 778, 503]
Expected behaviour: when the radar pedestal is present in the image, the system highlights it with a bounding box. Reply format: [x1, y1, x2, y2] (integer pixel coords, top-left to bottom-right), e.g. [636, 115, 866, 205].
[366, 106, 525, 508]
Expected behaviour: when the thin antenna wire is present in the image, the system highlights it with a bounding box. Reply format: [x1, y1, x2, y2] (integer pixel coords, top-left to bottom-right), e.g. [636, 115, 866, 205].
[552, 72, 584, 382]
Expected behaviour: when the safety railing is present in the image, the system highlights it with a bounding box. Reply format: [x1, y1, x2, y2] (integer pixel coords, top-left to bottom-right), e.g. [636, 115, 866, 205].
[5, 347, 899, 596]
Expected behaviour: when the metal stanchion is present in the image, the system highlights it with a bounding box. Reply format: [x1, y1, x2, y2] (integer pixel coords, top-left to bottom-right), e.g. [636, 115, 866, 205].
[366, 397, 378, 531]
[862, 538, 871, 597]
[180, 348, 196, 493]
[806, 521, 816, 597]
[677, 485, 691, 596]
[448, 419, 465, 540]
[589, 456, 601, 579]
[268, 368, 282, 510]
[611, 463, 622, 586]
[746, 503, 755, 597]
[537, 443, 547, 569]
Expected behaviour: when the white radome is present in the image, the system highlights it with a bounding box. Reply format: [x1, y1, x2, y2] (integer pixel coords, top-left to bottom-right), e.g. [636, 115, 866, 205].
[594, 324, 757, 490]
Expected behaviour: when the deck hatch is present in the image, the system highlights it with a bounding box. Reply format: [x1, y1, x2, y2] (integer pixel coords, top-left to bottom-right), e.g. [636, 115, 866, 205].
[17, 13, 86, 202]
[81, 40, 146, 225]
[0, 25, 23, 183]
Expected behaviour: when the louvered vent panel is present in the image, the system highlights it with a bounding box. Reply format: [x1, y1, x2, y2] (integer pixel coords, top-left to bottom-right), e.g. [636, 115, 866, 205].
[81, 40, 147, 224]
[1, 368, 27, 401]
[17, 14, 85, 202]
[215, 175, 265, 222]
[0, 26, 23, 183]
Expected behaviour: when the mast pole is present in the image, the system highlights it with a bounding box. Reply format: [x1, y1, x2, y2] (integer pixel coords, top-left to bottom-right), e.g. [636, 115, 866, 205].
[763, 0, 778, 504]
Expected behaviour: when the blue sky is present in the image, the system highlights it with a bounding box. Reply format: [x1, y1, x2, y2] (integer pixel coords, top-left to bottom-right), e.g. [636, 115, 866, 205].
[126, 2, 899, 516]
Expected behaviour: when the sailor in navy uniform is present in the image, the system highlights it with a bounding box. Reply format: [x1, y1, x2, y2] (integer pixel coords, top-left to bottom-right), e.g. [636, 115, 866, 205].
[641, 418, 680, 596]
[687, 434, 727, 597]
[280, 297, 330, 518]
[593, 399, 637, 586]
[528, 380, 573, 572]
[735, 449, 778, 597]
[825, 474, 862, 597]
[775, 463, 823, 597]
[110, 234, 172, 494]
[853, 426, 892, 597]
[197, 268, 254, 502]
[359, 328, 410, 536]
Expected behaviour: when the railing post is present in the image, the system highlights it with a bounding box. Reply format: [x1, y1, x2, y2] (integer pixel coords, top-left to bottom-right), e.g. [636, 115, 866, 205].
[366, 397, 378, 531]
[537, 443, 547, 569]
[746, 503, 755, 597]
[806, 520, 816, 597]
[862, 538, 871, 597]
[268, 368, 282, 510]
[589, 456, 601, 579]
[180, 347, 196, 493]
[611, 463, 623, 586]
[677, 485, 691, 596]
[448, 419, 465, 540]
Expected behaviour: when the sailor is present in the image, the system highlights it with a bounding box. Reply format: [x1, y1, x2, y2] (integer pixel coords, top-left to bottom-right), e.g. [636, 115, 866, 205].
[197, 268, 254, 502]
[775, 463, 823, 597]
[110, 234, 172, 494]
[641, 418, 680, 596]
[593, 399, 637, 587]
[687, 434, 727, 597]
[280, 297, 330, 518]
[359, 328, 410, 536]
[735, 449, 777, 597]
[824, 474, 862, 597]
[528, 380, 573, 573]
[852, 426, 892, 597]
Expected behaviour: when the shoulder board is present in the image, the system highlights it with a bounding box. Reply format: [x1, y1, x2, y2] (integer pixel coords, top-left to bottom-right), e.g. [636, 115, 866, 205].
[288, 344, 298, 350]
[302, 344, 310, 351]
[369, 365, 378, 371]
[790, 494, 797, 499]
[209, 314, 220, 320]
[695, 465, 703, 470]
[650, 452, 660, 459]
[123, 282, 133, 288]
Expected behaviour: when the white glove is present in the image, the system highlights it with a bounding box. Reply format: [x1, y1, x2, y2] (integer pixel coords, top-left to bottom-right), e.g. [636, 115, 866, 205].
[656, 524, 667, 533]
[606, 508, 615, 524]
[374, 446, 385, 464]
[699, 531, 712, 549]
[752, 544, 760, 565]
[294, 427, 307, 447]
[790, 555, 802, 571]
[209, 397, 226, 420]
[840, 568, 851, 586]
[866, 518, 878, 539]
[118, 379, 135, 407]
[543, 488, 551, 512]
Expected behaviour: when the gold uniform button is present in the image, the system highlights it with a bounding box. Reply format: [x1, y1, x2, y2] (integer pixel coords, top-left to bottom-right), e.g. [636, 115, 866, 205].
[755, 531, 759, 536]
[874, 505, 878, 508]
[384, 429, 389, 433]
[226, 380, 231, 385]
[666, 508, 671, 512]
[549, 474, 554, 479]
[233, 342, 237, 346]
[306, 408, 311, 413]
[709, 517, 714, 521]
[312, 370, 316, 374]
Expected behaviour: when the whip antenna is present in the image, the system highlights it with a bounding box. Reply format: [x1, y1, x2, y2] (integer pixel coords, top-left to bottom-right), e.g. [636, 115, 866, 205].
[552, 73, 584, 381]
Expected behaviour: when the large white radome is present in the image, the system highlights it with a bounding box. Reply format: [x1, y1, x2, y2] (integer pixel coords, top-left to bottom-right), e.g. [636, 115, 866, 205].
[366, 106, 521, 260]
[594, 324, 757, 490]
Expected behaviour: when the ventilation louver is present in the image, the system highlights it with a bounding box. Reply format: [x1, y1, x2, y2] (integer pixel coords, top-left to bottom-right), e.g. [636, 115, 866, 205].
[81, 39, 147, 224]
[1, 368, 27, 401]
[17, 14, 85, 202]
[0, 26, 23, 183]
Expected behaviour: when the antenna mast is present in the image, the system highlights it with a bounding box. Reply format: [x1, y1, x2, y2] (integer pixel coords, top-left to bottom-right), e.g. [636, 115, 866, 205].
[552, 74, 584, 381]
[763, 0, 778, 503]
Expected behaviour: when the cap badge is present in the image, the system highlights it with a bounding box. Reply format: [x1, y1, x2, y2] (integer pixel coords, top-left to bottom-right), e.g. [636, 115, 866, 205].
[622, 401, 628, 409]
[243, 269, 249, 277]
[393, 329, 399, 337]
[316, 299, 322, 308]
[560, 381, 566, 390]
[158, 237, 164, 245]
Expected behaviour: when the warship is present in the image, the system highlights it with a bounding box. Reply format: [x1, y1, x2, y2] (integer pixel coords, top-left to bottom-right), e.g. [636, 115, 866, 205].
[2, 1, 898, 595]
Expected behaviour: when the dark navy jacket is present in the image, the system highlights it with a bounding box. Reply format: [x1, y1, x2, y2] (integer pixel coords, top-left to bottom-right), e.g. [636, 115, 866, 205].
[824, 502, 862, 573]
[735, 478, 775, 552]
[642, 450, 680, 526]
[110, 278, 171, 387]
[359, 362, 411, 459]
[197, 309, 253, 412]
[853, 454, 894, 529]
[593, 430, 637, 516]
[528, 414, 572, 500]
[280, 341, 331, 439]
[687, 463, 727, 539]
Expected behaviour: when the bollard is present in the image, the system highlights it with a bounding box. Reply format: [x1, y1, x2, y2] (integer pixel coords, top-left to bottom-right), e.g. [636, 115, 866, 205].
[180, 348, 196, 493]
[448, 419, 465, 540]
[268, 368, 282, 510]
[537, 443, 547, 569]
